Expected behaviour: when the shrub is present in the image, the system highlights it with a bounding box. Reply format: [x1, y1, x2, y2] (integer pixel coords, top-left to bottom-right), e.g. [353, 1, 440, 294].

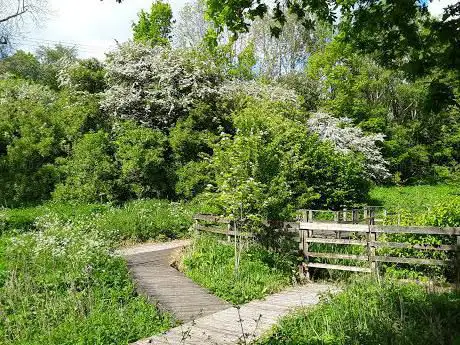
[114, 121, 171, 199]
[102, 42, 222, 129]
[0, 79, 103, 206]
[200, 100, 371, 221]
[53, 131, 119, 203]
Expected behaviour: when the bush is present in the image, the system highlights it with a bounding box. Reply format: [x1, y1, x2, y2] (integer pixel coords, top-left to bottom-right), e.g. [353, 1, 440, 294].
[53, 130, 119, 203]
[197, 100, 371, 221]
[0, 79, 102, 206]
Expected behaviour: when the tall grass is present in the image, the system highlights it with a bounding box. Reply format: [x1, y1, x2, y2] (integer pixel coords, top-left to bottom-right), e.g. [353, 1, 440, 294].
[0, 213, 174, 345]
[257, 276, 460, 345]
[181, 235, 295, 304]
[1, 199, 195, 242]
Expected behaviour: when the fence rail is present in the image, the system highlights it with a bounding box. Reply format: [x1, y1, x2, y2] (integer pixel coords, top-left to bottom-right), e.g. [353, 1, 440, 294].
[193, 209, 460, 283]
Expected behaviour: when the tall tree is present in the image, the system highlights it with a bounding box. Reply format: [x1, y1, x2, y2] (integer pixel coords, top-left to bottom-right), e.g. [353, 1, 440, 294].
[172, 0, 209, 49]
[132, 0, 173, 46]
[0, 0, 48, 49]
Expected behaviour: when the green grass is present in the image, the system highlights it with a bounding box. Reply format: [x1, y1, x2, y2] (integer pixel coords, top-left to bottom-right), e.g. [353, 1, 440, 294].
[370, 184, 460, 212]
[257, 277, 460, 345]
[181, 235, 295, 305]
[0, 198, 200, 344]
[0, 210, 174, 345]
[0, 199, 195, 242]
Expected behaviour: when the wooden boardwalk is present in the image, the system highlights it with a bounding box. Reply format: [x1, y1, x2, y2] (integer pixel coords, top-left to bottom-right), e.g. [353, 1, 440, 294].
[120, 241, 336, 345]
[120, 240, 231, 322]
[133, 284, 334, 345]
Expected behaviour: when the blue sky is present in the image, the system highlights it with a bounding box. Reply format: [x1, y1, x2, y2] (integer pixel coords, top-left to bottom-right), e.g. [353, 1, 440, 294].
[17, 0, 455, 59]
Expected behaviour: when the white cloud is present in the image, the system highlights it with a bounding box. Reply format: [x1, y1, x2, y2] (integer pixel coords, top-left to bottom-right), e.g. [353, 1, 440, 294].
[16, 0, 188, 59]
[428, 0, 456, 17]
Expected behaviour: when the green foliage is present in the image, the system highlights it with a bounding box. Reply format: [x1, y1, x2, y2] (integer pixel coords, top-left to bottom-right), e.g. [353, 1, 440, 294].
[1, 199, 193, 243]
[0, 202, 108, 235]
[132, 1, 173, 46]
[54, 120, 174, 203]
[257, 277, 460, 345]
[307, 39, 460, 183]
[93, 199, 194, 242]
[53, 131, 119, 203]
[59, 58, 106, 93]
[203, 100, 370, 220]
[181, 235, 293, 304]
[0, 79, 103, 206]
[0, 50, 41, 81]
[0, 211, 173, 345]
[114, 121, 170, 199]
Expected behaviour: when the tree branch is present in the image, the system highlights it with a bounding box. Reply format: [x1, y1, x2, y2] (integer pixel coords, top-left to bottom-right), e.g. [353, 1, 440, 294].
[0, 7, 28, 24]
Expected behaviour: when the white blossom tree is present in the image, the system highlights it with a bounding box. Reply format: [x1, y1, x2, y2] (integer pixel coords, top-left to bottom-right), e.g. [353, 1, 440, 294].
[102, 42, 223, 129]
[308, 112, 390, 180]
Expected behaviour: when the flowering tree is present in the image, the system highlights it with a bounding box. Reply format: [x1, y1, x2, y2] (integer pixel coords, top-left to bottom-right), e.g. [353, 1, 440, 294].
[308, 112, 390, 181]
[102, 42, 222, 129]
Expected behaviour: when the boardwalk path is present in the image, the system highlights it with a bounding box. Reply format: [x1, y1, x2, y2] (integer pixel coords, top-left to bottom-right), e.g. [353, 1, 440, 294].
[119, 241, 336, 345]
[119, 240, 230, 322]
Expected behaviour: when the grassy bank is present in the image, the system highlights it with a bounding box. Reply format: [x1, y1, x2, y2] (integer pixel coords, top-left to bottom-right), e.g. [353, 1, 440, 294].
[0, 212, 175, 344]
[181, 235, 295, 304]
[370, 184, 460, 212]
[257, 277, 460, 345]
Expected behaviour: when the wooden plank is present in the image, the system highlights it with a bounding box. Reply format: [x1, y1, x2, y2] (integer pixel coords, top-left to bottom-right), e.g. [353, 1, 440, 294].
[305, 237, 367, 246]
[371, 242, 457, 251]
[372, 256, 451, 266]
[300, 222, 460, 236]
[307, 262, 372, 273]
[196, 224, 228, 234]
[300, 222, 369, 232]
[373, 225, 460, 236]
[306, 252, 369, 261]
[193, 214, 231, 223]
[196, 225, 255, 238]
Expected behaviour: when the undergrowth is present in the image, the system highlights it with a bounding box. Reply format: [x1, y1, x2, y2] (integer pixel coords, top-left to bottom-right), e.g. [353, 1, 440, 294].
[0, 199, 197, 344]
[257, 276, 460, 345]
[181, 235, 295, 304]
[0, 199, 194, 242]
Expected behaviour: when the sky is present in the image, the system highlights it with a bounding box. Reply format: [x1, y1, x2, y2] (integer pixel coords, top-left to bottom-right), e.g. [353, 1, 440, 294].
[17, 0, 188, 58]
[15, 0, 457, 59]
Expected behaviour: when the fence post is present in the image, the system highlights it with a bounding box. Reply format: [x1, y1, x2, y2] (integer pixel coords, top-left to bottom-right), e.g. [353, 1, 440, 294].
[308, 210, 314, 223]
[456, 235, 460, 291]
[363, 207, 368, 222]
[298, 227, 310, 281]
[343, 208, 348, 222]
[227, 221, 232, 242]
[368, 209, 376, 274]
[352, 209, 359, 224]
[194, 217, 199, 234]
[334, 211, 339, 223]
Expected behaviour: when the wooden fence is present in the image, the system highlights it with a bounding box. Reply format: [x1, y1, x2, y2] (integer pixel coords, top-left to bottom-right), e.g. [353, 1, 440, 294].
[298, 209, 460, 281]
[193, 210, 460, 282]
